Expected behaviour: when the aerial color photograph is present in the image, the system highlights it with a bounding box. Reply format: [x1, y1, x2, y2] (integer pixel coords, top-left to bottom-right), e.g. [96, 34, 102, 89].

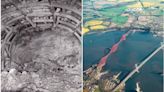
[83, 0, 163, 92]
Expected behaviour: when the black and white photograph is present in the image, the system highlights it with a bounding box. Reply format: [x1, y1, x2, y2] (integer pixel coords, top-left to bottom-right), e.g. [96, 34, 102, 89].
[1, 0, 82, 92]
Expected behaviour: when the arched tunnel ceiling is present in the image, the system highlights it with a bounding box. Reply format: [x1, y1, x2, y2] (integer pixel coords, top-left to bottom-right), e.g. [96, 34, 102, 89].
[1, 0, 81, 40]
[1, 0, 82, 92]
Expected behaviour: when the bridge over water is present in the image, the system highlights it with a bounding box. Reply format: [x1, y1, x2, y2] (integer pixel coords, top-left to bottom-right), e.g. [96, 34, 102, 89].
[112, 44, 164, 92]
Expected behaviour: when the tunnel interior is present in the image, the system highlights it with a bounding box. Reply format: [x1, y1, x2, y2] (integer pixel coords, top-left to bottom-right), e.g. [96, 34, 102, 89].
[1, 0, 81, 92]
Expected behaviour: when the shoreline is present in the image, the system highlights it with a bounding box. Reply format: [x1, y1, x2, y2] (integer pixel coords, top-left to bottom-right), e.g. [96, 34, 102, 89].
[84, 27, 163, 38]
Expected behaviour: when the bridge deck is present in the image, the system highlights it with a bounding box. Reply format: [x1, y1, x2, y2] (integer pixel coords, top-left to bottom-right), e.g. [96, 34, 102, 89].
[113, 44, 164, 92]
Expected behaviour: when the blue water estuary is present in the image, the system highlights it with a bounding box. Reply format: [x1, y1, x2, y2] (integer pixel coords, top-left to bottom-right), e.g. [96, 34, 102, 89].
[83, 30, 163, 92]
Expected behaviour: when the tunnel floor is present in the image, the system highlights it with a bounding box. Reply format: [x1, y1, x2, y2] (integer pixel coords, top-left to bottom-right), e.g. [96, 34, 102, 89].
[1, 28, 81, 92]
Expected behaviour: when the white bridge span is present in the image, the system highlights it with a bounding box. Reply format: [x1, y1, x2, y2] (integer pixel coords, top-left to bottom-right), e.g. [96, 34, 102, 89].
[113, 44, 164, 92]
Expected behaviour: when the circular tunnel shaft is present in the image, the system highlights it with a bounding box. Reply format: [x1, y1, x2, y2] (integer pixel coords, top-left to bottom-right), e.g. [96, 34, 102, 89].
[1, 0, 81, 92]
